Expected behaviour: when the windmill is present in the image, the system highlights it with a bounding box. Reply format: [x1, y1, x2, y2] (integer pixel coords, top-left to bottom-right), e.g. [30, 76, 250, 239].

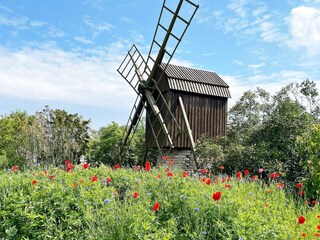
[117, 0, 199, 164]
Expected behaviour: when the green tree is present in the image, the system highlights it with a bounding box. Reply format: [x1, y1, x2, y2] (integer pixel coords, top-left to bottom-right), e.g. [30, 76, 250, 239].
[35, 106, 91, 166]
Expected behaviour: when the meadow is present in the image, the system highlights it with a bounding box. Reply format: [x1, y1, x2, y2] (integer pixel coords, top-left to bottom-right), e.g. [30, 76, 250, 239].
[1, 161, 320, 240]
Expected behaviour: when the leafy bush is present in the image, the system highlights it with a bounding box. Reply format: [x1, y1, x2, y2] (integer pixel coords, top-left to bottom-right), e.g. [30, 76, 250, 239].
[296, 124, 320, 199]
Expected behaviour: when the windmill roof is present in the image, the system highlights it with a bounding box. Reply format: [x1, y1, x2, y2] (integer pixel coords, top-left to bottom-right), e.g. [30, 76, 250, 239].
[160, 63, 231, 98]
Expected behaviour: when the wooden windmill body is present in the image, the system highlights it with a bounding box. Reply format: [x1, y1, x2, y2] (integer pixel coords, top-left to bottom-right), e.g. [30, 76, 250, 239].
[117, 0, 230, 169]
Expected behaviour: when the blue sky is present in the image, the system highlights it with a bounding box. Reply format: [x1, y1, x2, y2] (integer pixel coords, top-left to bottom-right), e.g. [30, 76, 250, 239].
[0, 0, 319, 130]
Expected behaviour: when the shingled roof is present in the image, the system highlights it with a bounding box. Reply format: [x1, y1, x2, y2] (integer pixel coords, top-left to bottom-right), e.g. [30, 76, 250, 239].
[160, 64, 231, 98]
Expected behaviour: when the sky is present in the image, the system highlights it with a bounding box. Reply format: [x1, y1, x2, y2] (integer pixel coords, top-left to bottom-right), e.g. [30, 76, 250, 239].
[0, 0, 320, 130]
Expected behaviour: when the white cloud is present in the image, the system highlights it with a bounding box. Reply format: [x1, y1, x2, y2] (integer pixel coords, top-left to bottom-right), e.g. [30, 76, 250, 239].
[0, 41, 136, 110]
[83, 15, 115, 37]
[224, 70, 317, 108]
[287, 6, 320, 55]
[74, 36, 93, 44]
[46, 26, 65, 38]
[30, 20, 46, 27]
[0, 14, 28, 27]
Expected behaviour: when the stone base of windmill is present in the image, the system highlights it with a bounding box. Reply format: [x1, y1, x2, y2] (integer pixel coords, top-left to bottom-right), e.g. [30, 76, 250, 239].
[158, 148, 197, 172]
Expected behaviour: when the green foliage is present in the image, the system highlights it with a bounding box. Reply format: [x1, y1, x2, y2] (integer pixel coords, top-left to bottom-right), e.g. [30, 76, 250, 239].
[195, 136, 225, 171]
[0, 166, 318, 239]
[0, 107, 91, 168]
[88, 120, 145, 167]
[296, 124, 320, 199]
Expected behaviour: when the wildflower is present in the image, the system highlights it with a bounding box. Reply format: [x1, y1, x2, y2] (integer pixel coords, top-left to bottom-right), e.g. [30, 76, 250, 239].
[66, 163, 74, 172]
[205, 178, 211, 185]
[146, 192, 152, 196]
[32, 180, 38, 185]
[168, 159, 174, 165]
[132, 192, 139, 199]
[153, 202, 160, 211]
[156, 174, 161, 179]
[298, 191, 304, 197]
[135, 166, 141, 171]
[258, 168, 264, 173]
[106, 177, 111, 183]
[317, 225, 320, 230]
[199, 169, 208, 174]
[315, 233, 319, 237]
[72, 182, 77, 188]
[182, 171, 189, 177]
[225, 184, 231, 189]
[65, 159, 70, 165]
[212, 191, 222, 201]
[236, 171, 242, 180]
[202, 231, 207, 235]
[267, 189, 272, 194]
[162, 155, 169, 161]
[83, 163, 89, 169]
[194, 207, 199, 212]
[277, 182, 284, 189]
[298, 216, 306, 224]
[49, 175, 54, 179]
[244, 169, 249, 175]
[12, 165, 18, 172]
[91, 175, 98, 182]
[104, 198, 111, 204]
[145, 162, 151, 172]
[318, 215, 320, 219]
[312, 200, 317, 205]
[302, 232, 307, 238]
[296, 183, 303, 188]
[219, 165, 225, 170]
[167, 171, 173, 177]
[114, 163, 121, 169]
[265, 203, 269, 207]
[182, 195, 187, 200]
[251, 175, 258, 181]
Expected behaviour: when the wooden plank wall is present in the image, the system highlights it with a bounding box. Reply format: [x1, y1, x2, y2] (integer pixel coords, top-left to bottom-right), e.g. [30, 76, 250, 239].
[146, 90, 228, 149]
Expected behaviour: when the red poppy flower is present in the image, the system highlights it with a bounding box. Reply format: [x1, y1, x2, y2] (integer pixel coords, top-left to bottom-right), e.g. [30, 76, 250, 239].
[277, 182, 285, 189]
[168, 159, 174, 165]
[251, 175, 258, 181]
[145, 162, 151, 172]
[72, 182, 77, 188]
[219, 165, 224, 170]
[318, 215, 320, 219]
[65, 159, 70, 165]
[167, 171, 173, 177]
[236, 171, 242, 180]
[312, 200, 317, 205]
[298, 191, 304, 197]
[298, 216, 306, 224]
[32, 180, 38, 185]
[132, 192, 139, 198]
[212, 191, 222, 201]
[317, 225, 320, 230]
[205, 178, 211, 185]
[49, 175, 54, 179]
[182, 171, 189, 177]
[296, 183, 303, 188]
[302, 232, 306, 238]
[135, 166, 141, 171]
[314, 233, 319, 237]
[156, 174, 161, 179]
[106, 177, 111, 183]
[244, 169, 249, 175]
[114, 163, 121, 169]
[200, 169, 208, 174]
[162, 155, 169, 161]
[83, 163, 89, 169]
[12, 165, 18, 172]
[66, 163, 74, 172]
[91, 175, 98, 182]
[224, 184, 231, 189]
[153, 202, 160, 211]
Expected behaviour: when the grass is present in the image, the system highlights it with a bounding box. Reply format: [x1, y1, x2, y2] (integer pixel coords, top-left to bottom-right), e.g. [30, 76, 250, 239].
[0, 164, 319, 239]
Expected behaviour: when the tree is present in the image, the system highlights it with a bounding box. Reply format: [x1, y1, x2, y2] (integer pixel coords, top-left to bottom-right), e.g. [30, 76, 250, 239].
[35, 106, 91, 166]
